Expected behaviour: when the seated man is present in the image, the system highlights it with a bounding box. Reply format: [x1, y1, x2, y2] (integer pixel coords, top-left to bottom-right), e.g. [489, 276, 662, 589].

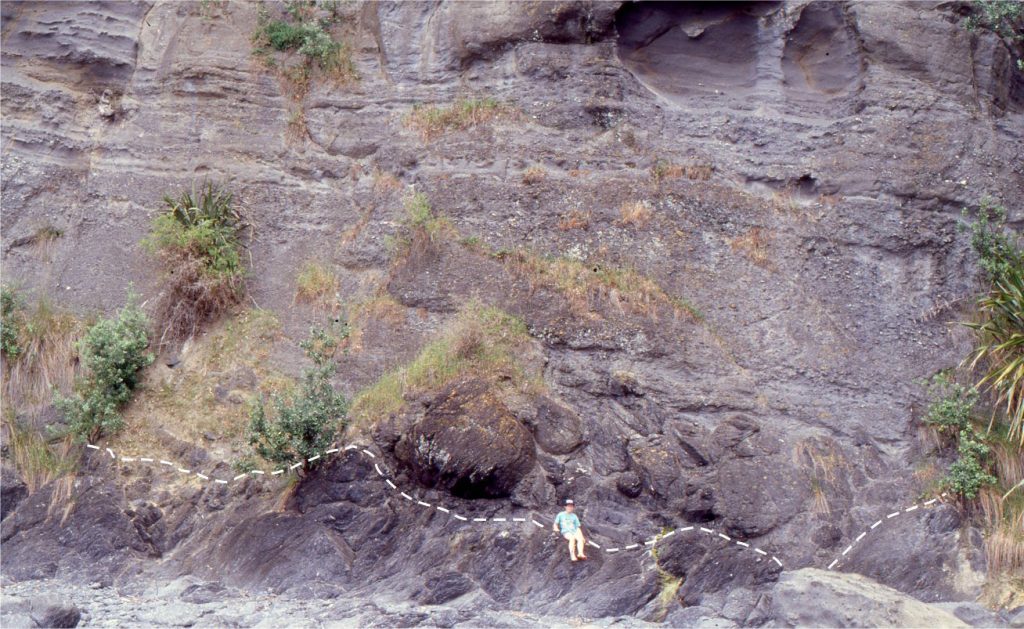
[553, 499, 587, 561]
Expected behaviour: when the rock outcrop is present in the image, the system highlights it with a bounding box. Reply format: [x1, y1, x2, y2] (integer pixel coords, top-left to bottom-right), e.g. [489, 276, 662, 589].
[2, 0, 1022, 625]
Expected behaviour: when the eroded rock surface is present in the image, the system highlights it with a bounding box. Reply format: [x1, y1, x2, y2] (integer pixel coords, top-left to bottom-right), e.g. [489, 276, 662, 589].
[2, 0, 1022, 625]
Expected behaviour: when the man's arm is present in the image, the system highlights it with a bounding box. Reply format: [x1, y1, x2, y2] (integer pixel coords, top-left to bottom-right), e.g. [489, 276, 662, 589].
[552, 513, 559, 533]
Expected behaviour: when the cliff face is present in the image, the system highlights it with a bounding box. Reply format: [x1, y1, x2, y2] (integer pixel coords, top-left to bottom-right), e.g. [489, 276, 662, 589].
[2, 1, 1022, 626]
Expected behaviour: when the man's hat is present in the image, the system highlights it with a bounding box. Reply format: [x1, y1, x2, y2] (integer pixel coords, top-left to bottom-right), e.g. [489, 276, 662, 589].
[565, 499, 574, 505]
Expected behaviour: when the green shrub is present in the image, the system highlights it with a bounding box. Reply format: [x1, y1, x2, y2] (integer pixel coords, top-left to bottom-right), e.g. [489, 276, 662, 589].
[252, 5, 355, 83]
[1, 285, 23, 359]
[923, 373, 978, 435]
[248, 327, 349, 471]
[962, 198, 1022, 283]
[965, 264, 1024, 446]
[944, 429, 998, 500]
[144, 181, 246, 345]
[963, 0, 1024, 71]
[54, 295, 153, 442]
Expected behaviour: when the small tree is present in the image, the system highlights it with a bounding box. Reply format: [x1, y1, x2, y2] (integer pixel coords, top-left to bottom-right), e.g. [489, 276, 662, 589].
[248, 327, 348, 473]
[944, 430, 998, 500]
[55, 294, 153, 442]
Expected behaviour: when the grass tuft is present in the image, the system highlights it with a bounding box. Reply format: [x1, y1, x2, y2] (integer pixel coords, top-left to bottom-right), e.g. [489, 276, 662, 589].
[618, 200, 653, 228]
[3, 410, 77, 494]
[405, 98, 512, 141]
[729, 227, 772, 268]
[348, 302, 530, 427]
[294, 260, 339, 310]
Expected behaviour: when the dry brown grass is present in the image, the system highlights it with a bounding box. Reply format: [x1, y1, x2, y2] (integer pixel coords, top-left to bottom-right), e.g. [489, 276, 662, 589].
[522, 166, 546, 185]
[2, 409, 77, 494]
[153, 256, 243, 348]
[793, 438, 846, 515]
[405, 98, 513, 142]
[294, 260, 339, 310]
[2, 299, 85, 414]
[346, 293, 407, 351]
[498, 249, 701, 321]
[372, 170, 403, 196]
[979, 486, 1024, 575]
[618, 200, 653, 228]
[729, 227, 772, 268]
[113, 309, 292, 461]
[651, 159, 713, 183]
[557, 209, 591, 231]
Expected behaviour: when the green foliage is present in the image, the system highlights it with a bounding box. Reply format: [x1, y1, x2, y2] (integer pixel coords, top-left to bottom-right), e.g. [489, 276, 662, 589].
[148, 181, 244, 280]
[252, 3, 354, 79]
[349, 303, 531, 426]
[944, 429, 998, 500]
[923, 372, 979, 434]
[145, 181, 246, 344]
[963, 1, 1024, 71]
[965, 264, 1024, 446]
[2, 285, 24, 359]
[962, 198, 1023, 283]
[54, 295, 154, 442]
[248, 327, 349, 470]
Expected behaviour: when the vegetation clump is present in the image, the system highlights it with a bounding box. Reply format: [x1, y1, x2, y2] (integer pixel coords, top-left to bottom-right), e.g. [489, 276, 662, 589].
[962, 0, 1024, 71]
[2, 288, 85, 413]
[54, 295, 153, 442]
[252, 0, 356, 95]
[145, 181, 246, 347]
[294, 260, 339, 309]
[248, 327, 349, 471]
[405, 98, 511, 141]
[349, 303, 531, 426]
[2, 285, 24, 359]
[961, 198, 1024, 446]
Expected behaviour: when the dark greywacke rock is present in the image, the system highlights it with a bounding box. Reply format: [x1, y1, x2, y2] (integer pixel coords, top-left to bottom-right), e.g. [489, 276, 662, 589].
[388, 378, 537, 498]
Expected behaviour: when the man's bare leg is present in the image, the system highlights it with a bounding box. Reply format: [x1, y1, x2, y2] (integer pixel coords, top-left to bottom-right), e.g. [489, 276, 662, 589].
[574, 531, 587, 559]
[567, 536, 578, 561]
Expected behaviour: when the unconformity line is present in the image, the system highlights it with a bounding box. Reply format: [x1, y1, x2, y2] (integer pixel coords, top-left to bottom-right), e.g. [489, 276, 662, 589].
[83, 441, 951, 571]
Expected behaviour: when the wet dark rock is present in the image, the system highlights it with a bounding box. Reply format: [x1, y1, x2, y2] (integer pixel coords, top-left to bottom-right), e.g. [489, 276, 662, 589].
[1, 464, 28, 520]
[27, 594, 81, 628]
[390, 378, 537, 498]
[615, 471, 642, 498]
[416, 571, 476, 605]
[532, 396, 585, 455]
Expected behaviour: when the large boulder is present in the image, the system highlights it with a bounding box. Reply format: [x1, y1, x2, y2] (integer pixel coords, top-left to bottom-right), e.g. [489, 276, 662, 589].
[392, 378, 537, 498]
[769, 568, 968, 628]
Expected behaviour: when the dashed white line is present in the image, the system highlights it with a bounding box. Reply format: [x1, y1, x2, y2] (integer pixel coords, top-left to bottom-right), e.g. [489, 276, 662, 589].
[644, 540, 655, 546]
[924, 498, 937, 506]
[272, 470, 284, 476]
[842, 545, 853, 556]
[736, 541, 749, 548]
[344, 445, 358, 451]
[121, 457, 135, 462]
[196, 473, 209, 481]
[492, 517, 506, 522]
[700, 527, 714, 534]
[362, 449, 375, 458]
[607, 548, 620, 553]
[531, 520, 544, 528]
[374, 464, 384, 476]
[214, 479, 228, 484]
[325, 448, 339, 454]
[251, 470, 265, 475]
[754, 549, 768, 556]
[417, 501, 431, 508]
[160, 460, 174, 467]
[453, 514, 468, 521]
[887, 511, 900, 518]
[512, 517, 525, 522]
[871, 520, 882, 529]
[290, 462, 302, 470]
[233, 473, 247, 481]
[588, 541, 602, 549]
[772, 556, 783, 567]
[625, 544, 639, 550]
[106, 448, 115, 459]
[718, 533, 731, 541]
[855, 532, 866, 542]
[308, 455, 321, 463]
[385, 480, 397, 489]
[140, 458, 153, 463]
[437, 507, 450, 514]
[473, 517, 487, 522]
[178, 468, 190, 474]
[827, 559, 838, 570]
[86, 444, 100, 450]
[400, 492, 413, 501]
[905, 505, 918, 512]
